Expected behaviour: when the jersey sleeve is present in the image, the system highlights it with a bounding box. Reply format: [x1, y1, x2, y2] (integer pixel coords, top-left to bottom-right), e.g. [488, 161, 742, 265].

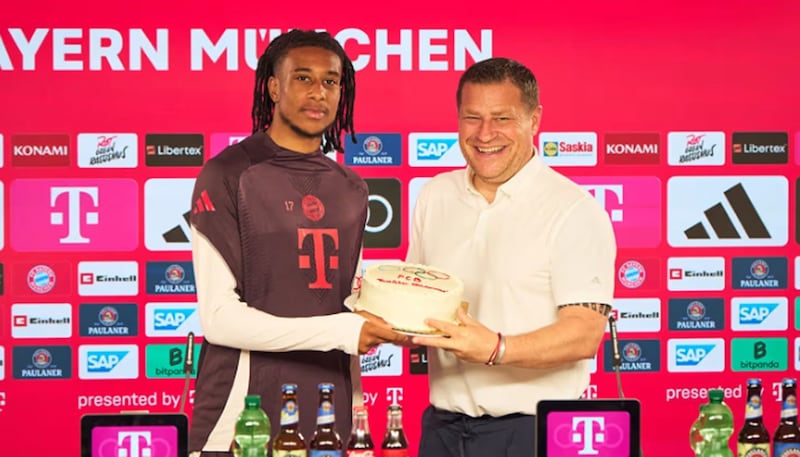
[549, 195, 617, 307]
[190, 159, 366, 355]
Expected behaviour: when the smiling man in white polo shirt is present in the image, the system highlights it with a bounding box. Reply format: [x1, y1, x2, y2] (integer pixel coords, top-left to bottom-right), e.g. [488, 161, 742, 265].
[407, 57, 617, 457]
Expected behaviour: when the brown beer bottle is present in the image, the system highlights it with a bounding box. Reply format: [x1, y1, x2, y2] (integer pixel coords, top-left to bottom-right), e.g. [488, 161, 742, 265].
[345, 405, 375, 456]
[308, 382, 343, 456]
[774, 378, 800, 457]
[272, 383, 308, 457]
[381, 404, 409, 457]
[736, 378, 770, 457]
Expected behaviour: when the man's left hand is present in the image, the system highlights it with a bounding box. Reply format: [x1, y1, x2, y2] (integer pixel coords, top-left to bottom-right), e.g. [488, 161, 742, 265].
[411, 307, 499, 364]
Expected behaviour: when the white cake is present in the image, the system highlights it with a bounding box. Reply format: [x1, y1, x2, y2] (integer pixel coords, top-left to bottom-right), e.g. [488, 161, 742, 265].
[352, 262, 464, 334]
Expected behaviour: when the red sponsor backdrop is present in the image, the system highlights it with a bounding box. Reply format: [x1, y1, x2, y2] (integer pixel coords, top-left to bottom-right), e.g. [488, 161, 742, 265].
[1, 1, 800, 455]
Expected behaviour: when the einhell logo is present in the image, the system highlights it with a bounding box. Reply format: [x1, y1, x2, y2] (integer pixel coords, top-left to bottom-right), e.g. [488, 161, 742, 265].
[731, 132, 788, 164]
[11, 134, 70, 167]
[604, 133, 660, 165]
[145, 133, 204, 166]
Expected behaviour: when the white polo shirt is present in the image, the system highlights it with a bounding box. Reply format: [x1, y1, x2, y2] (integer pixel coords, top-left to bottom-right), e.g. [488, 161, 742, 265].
[406, 153, 616, 417]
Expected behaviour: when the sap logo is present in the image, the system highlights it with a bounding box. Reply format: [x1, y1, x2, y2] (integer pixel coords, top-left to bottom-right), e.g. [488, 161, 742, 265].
[87, 351, 128, 372]
[154, 309, 195, 330]
[675, 345, 715, 365]
[740, 303, 778, 324]
[416, 139, 457, 159]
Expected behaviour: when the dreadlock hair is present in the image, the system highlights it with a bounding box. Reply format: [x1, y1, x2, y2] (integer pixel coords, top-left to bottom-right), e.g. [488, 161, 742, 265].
[251, 29, 357, 153]
[456, 57, 539, 112]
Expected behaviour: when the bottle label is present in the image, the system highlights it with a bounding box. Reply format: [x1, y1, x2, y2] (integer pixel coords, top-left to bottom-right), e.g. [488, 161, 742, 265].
[773, 443, 800, 457]
[345, 451, 374, 457]
[382, 450, 409, 457]
[737, 443, 770, 457]
[745, 395, 764, 419]
[281, 400, 300, 426]
[274, 452, 308, 457]
[309, 451, 342, 457]
[781, 395, 798, 419]
[317, 400, 335, 425]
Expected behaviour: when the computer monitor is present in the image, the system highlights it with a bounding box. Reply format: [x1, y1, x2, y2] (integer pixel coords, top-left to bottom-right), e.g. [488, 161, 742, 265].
[80, 413, 189, 457]
[536, 398, 641, 457]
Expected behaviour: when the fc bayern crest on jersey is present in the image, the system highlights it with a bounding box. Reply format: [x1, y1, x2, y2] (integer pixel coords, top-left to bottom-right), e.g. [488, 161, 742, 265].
[27, 265, 56, 294]
[618, 260, 646, 289]
[302, 194, 325, 222]
[165, 264, 185, 284]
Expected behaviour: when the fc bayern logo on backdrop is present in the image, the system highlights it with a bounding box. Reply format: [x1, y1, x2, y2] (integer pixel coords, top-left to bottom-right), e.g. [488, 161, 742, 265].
[27, 265, 56, 294]
[617, 260, 645, 288]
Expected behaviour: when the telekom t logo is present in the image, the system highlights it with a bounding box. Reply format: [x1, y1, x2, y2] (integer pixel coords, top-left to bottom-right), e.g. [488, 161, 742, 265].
[50, 187, 99, 243]
[573, 177, 662, 248]
[11, 179, 138, 252]
[117, 431, 152, 457]
[298, 228, 339, 288]
[581, 185, 623, 222]
[386, 387, 404, 404]
[572, 417, 605, 455]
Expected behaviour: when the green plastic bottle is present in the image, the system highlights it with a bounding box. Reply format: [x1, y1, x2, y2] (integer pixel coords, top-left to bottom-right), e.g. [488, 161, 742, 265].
[699, 389, 734, 457]
[233, 394, 272, 457]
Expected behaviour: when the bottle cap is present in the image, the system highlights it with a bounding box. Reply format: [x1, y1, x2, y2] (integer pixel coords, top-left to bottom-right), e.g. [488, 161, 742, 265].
[245, 394, 261, 408]
[282, 384, 298, 393]
[708, 389, 724, 402]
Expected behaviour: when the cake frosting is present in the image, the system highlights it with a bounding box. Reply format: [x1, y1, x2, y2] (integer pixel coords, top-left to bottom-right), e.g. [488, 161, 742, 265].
[353, 262, 464, 334]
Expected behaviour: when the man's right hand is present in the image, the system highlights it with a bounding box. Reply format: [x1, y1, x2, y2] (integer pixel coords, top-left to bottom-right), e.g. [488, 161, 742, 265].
[355, 310, 413, 354]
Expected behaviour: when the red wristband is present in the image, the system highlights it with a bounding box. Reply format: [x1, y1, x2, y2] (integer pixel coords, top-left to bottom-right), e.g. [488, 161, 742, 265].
[485, 332, 503, 366]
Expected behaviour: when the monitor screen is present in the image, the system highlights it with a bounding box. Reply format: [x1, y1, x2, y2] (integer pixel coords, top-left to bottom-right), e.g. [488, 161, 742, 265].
[536, 399, 640, 457]
[81, 413, 188, 457]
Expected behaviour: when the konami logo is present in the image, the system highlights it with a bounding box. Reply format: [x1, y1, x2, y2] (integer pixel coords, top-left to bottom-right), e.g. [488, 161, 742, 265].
[604, 133, 660, 165]
[11, 134, 70, 167]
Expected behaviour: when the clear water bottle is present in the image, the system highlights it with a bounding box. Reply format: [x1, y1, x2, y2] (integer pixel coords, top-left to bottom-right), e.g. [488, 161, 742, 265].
[699, 389, 735, 457]
[233, 394, 271, 457]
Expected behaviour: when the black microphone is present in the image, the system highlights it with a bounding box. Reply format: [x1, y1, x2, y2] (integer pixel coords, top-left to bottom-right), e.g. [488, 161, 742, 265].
[608, 313, 625, 399]
[179, 331, 195, 414]
[608, 314, 621, 369]
[184, 331, 195, 376]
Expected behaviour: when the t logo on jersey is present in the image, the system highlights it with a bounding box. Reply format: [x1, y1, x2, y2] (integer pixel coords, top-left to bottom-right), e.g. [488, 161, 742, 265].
[298, 228, 339, 289]
[10, 179, 138, 252]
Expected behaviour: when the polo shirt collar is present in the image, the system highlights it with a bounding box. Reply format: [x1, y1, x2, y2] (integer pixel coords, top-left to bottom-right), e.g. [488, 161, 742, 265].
[463, 149, 543, 200]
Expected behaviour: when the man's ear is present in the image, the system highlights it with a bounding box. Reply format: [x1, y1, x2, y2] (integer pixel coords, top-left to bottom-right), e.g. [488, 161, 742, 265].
[530, 104, 543, 137]
[268, 76, 279, 103]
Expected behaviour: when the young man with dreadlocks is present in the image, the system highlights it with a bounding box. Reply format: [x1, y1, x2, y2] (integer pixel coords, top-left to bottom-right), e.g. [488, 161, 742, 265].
[188, 29, 406, 456]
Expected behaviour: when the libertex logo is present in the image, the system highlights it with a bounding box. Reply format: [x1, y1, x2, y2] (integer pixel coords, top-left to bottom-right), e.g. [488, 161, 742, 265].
[571, 177, 661, 248]
[10, 179, 138, 252]
[667, 176, 788, 247]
